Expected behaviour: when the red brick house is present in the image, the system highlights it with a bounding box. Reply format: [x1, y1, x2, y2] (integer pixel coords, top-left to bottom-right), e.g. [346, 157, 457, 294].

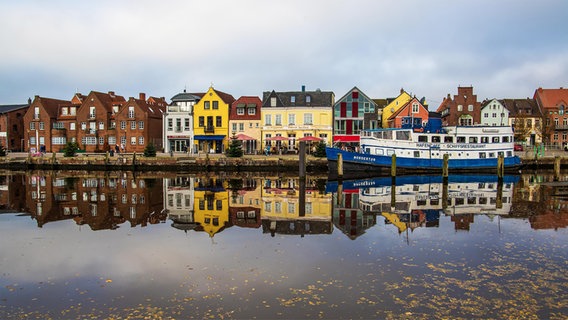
[386, 97, 429, 128]
[76, 91, 126, 152]
[114, 93, 167, 153]
[0, 103, 29, 151]
[533, 87, 568, 147]
[24, 96, 72, 153]
[436, 86, 482, 126]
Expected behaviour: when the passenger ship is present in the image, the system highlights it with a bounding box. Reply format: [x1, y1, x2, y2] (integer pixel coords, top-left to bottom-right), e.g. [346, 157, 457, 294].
[326, 119, 521, 174]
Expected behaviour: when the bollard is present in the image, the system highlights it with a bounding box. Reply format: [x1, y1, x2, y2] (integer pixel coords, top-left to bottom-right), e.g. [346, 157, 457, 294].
[391, 154, 396, 177]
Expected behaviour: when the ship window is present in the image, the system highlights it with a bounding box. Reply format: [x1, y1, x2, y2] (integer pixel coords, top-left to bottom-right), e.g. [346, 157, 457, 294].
[444, 136, 453, 143]
[387, 149, 395, 156]
[469, 137, 478, 143]
[492, 137, 500, 143]
[457, 136, 466, 143]
[507, 151, 512, 157]
[502, 136, 510, 142]
[365, 148, 371, 154]
[479, 197, 488, 205]
[467, 197, 477, 204]
[418, 135, 427, 142]
[481, 137, 489, 143]
[384, 131, 392, 140]
[375, 149, 384, 155]
[489, 152, 495, 158]
[479, 152, 486, 158]
[414, 151, 420, 157]
[396, 131, 410, 140]
[432, 136, 440, 142]
[455, 198, 465, 205]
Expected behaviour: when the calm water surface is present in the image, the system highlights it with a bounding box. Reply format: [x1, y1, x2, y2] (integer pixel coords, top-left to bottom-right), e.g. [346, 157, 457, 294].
[0, 172, 566, 319]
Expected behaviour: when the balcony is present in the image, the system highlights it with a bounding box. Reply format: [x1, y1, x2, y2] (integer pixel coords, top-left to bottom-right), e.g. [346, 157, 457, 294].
[33, 114, 40, 120]
[204, 126, 215, 133]
[88, 113, 96, 119]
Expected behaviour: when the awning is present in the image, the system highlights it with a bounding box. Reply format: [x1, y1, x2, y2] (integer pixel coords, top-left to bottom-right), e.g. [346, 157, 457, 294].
[194, 135, 225, 141]
[333, 135, 360, 142]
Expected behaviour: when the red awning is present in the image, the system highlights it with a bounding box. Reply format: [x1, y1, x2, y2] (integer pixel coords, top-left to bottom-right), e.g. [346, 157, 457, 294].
[333, 135, 360, 142]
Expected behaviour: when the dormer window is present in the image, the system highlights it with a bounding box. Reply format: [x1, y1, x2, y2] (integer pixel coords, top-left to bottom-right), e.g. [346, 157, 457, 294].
[291, 96, 295, 104]
[270, 97, 276, 107]
[306, 95, 311, 104]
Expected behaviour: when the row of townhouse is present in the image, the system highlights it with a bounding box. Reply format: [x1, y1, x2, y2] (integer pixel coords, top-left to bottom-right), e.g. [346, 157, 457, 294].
[0, 85, 567, 153]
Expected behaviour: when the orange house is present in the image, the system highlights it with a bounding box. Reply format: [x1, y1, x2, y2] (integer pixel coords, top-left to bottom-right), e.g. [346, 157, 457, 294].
[386, 97, 429, 128]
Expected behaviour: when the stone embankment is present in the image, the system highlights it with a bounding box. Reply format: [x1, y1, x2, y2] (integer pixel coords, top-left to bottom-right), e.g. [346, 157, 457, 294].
[0, 152, 329, 173]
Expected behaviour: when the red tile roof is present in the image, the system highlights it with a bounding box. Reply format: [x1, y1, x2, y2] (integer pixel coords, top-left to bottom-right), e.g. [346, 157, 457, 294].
[534, 87, 568, 109]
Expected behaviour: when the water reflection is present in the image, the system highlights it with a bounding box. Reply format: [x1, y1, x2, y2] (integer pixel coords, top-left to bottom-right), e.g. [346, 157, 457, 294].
[1, 171, 567, 234]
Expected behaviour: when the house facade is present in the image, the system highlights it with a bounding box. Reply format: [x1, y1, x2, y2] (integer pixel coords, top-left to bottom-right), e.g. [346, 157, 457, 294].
[381, 89, 412, 128]
[436, 86, 482, 126]
[230, 96, 262, 154]
[332, 87, 378, 145]
[502, 98, 542, 146]
[261, 87, 334, 153]
[533, 87, 568, 147]
[165, 90, 203, 153]
[0, 103, 29, 151]
[24, 96, 73, 153]
[193, 86, 235, 154]
[387, 97, 429, 128]
[480, 99, 510, 126]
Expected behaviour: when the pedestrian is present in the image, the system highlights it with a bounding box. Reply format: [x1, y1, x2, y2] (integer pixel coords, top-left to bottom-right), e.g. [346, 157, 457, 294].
[121, 143, 125, 153]
[115, 144, 120, 154]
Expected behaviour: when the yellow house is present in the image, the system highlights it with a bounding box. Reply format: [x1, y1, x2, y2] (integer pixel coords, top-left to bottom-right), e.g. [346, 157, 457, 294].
[261, 88, 334, 154]
[381, 89, 412, 128]
[193, 86, 235, 154]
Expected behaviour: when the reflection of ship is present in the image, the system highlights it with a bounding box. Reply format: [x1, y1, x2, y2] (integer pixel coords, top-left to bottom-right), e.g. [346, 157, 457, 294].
[328, 175, 519, 234]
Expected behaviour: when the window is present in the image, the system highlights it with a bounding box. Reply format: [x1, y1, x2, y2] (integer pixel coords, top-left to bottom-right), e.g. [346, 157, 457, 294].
[198, 116, 204, 127]
[99, 137, 105, 145]
[139, 121, 144, 129]
[412, 103, 419, 113]
[468, 105, 473, 111]
[139, 136, 144, 145]
[216, 116, 222, 127]
[248, 107, 255, 115]
[288, 114, 295, 125]
[275, 114, 282, 126]
[270, 97, 276, 107]
[232, 123, 237, 132]
[52, 137, 67, 145]
[30, 122, 35, 130]
[304, 113, 313, 125]
[130, 121, 136, 130]
[120, 121, 126, 130]
[212, 101, 218, 109]
[128, 106, 135, 118]
[291, 96, 295, 104]
[70, 123, 76, 130]
[85, 136, 97, 145]
[204, 101, 210, 109]
[167, 119, 173, 131]
[457, 105, 463, 111]
[237, 107, 245, 115]
[53, 122, 64, 129]
[39, 122, 44, 130]
[99, 121, 104, 130]
[61, 107, 68, 116]
[306, 95, 311, 104]
[239, 123, 244, 131]
[265, 114, 272, 126]
[130, 136, 136, 145]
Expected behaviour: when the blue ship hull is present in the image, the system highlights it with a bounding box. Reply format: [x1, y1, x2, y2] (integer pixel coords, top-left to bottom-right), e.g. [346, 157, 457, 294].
[326, 147, 522, 174]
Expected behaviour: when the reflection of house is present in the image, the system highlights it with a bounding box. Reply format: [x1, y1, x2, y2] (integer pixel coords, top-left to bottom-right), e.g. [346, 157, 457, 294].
[261, 176, 332, 236]
[193, 177, 229, 237]
[331, 186, 376, 239]
[165, 176, 196, 230]
[229, 178, 261, 229]
[0, 174, 26, 212]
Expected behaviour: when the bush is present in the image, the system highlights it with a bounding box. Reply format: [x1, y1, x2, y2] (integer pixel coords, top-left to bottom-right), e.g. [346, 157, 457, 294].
[226, 137, 243, 158]
[313, 141, 327, 158]
[144, 143, 157, 157]
[62, 142, 79, 157]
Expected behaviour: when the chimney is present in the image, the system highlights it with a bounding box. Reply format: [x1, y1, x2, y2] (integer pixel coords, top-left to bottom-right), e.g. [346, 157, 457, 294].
[301, 85, 305, 92]
[139, 92, 146, 100]
[108, 91, 115, 97]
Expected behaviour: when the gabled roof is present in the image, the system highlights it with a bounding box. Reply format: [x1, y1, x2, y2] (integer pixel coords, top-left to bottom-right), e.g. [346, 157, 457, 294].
[0, 104, 28, 114]
[32, 96, 72, 118]
[212, 88, 236, 105]
[262, 89, 334, 107]
[233, 96, 262, 106]
[335, 86, 377, 107]
[125, 97, 166, 119]
[501, 98, 539, 117]
[84, 91, 126, 112]
[534, 87, 568, 108]
[388, 98, 425, 120]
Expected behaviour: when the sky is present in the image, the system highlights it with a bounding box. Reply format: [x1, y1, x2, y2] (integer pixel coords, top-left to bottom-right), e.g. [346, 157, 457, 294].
[1, 0, 567, 107]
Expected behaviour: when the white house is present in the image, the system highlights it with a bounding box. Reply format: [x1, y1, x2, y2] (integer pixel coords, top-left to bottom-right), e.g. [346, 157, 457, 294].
[164, 90, 202, 153]
[480, 99, 510, 126]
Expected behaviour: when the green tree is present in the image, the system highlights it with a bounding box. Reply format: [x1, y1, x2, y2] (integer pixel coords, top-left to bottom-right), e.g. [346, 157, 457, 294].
[62, 141, 79, 157]
[226, 136, 243, 158]
[144, 142, 157, 157]
[313, 141, 327, 158]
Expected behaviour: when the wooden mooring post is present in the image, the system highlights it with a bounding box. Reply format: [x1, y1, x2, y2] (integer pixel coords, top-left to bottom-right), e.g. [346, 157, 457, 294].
[337, 152, 343, 180]
[299, 141, 306, 179]
[390, 154, 396, 178]
[497, 154, 504, 178]
[442, 154, 449, 183]
[554, 156, 561, 181]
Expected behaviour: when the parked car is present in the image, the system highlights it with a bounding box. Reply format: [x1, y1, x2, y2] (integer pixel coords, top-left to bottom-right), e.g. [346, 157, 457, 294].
[514, 144, 524, 151]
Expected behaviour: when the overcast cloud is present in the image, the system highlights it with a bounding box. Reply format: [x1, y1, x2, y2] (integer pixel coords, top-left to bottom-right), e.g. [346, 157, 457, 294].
[1, 0, 567, 106]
